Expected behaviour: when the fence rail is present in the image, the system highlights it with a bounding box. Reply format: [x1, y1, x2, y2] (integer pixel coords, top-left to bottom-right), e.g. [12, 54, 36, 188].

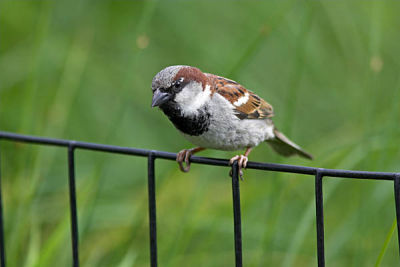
[0, 130, 399, 267]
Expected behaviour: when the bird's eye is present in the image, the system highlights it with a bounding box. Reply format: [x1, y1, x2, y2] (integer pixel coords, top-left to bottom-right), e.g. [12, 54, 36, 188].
[173, 78, 184, 89]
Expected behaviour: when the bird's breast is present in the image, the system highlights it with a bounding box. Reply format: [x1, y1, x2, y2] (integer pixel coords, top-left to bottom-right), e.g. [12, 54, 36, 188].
[181, 95, 275, 151]
[160, 104, 211, 136]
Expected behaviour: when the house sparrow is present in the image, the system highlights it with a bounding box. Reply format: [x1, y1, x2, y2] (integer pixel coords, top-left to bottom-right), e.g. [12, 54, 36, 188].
[151, 65, 312, 178]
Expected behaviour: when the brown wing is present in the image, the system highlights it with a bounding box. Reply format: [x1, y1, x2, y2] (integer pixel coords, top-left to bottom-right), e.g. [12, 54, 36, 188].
[206, 73, 274, 120]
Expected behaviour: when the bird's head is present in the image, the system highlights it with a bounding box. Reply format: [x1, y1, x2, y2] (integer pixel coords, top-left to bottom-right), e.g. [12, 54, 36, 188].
[151, 65, 211, 114]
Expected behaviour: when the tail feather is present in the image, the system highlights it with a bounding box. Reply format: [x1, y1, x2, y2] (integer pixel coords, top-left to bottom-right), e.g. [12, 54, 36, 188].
[266, 129, 313, 160]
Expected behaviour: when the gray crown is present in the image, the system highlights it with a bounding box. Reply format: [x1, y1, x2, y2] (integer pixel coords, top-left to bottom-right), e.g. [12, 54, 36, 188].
[151, 65, 188, 91]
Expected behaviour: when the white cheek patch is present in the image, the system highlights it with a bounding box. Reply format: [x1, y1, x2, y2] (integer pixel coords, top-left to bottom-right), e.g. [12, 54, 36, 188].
[233, 92, 249, 106]
[175, 83, 212, 114]
[192, 84, 211, 109]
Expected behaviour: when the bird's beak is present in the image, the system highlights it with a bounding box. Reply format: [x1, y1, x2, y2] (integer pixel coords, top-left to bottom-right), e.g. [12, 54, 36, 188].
[151, 89, 172, 107]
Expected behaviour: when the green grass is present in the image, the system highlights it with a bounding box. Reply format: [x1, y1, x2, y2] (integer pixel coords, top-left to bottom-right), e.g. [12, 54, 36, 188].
[1, 0, 400, 266]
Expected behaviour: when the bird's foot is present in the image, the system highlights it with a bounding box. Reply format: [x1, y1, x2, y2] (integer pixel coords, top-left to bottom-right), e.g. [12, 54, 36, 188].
[229, 155, 248, 180]
[176, 149, 194, 172]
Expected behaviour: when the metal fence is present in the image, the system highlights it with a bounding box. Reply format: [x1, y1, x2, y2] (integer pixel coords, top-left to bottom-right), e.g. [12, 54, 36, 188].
[0, 131, 399, 267]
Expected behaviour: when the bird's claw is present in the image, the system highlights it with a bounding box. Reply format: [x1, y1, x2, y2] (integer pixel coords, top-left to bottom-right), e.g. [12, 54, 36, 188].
[229, 155, 248, 169]
[229, 155, 248, 180]
[229, 169, 244, 180]
[176, 149, 193, 172]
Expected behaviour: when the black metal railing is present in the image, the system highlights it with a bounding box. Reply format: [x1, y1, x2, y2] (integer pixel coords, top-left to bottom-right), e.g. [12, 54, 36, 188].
[0, 130, 399, 267]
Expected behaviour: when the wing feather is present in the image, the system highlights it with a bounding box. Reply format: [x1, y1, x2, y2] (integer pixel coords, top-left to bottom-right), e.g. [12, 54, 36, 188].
[206, 73, 274, 120]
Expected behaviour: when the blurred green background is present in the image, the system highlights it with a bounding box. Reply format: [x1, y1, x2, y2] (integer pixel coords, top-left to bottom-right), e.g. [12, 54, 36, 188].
[1, 0, 400, 266]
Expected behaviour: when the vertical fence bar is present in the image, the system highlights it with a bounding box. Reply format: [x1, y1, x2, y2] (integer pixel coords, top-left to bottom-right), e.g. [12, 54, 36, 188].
[315, 170, 325, 267]
[68, 145, 79, 267]
[0, 147, 5, 267]
[231, 162, 243, 267]
[394, 174, 400, 256]
[147, 152, 158, 267]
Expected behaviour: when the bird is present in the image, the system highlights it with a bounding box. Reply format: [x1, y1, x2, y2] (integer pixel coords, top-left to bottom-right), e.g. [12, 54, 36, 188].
[151, 65, 312, 178]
